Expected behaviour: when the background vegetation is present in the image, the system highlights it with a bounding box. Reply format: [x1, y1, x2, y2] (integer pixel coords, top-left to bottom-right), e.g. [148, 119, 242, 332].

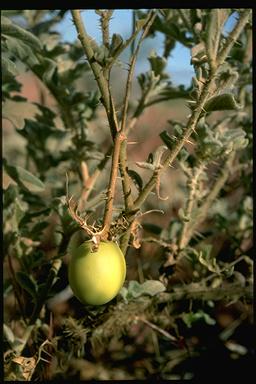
[2, 9, 253, 381]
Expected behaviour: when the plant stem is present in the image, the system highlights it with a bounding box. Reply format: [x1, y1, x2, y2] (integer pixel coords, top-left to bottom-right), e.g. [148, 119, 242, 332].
[131, 10, 251, 213]
[217, 9, 251, 67]
[71, 10, 119, 138]
[133, 77, 215, 211]
[119, 141, 133, 211]
[71, 10, 109, 110]
[98, 10, 113, 49]
[183, 151, 236, 247]
[102, 132, 126, 239]
[156, 282, 252, 303]
[178, 162, 206, 250]
[119, 11, 157, 213]
[105, 11, 155, 70]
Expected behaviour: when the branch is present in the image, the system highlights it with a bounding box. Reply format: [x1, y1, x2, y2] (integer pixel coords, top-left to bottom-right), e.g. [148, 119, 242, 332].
[119, 11, 157, 213]
[183, 151, 236, 248]
[96, 10, 113, 49]
[133, 77, 215, 211]
[178, 162, 206, 250]
[217, 9, 251, 67]
[101, 132, 126, 239]
[105, 11, 156, 70]
[72, 9, 119, 139]
[71, 10, 110, 114]
[121, 11, 156, 134]
[157, 283, 253, 303]
[131, 10, 251, 212]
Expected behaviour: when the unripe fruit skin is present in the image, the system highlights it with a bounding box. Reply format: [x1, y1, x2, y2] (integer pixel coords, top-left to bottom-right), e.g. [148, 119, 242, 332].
[68, 241, 126, 305]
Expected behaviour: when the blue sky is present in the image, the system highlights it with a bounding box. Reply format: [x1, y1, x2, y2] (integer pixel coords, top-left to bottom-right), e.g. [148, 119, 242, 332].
[55, 10, 237, 87]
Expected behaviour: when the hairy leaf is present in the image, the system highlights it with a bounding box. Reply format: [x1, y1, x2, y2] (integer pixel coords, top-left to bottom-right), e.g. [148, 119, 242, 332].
[204, 93, 241, 112]
[16, 271, 38, 299]
[159, 130, 174, 151]
[3, 160, 45, 193]
[2, 99, 41, 129]
[1, 16, 42, 51]
[127, 169, 143, 192]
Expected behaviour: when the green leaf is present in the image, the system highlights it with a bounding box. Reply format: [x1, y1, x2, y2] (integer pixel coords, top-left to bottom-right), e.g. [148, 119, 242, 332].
[191, 42, 207, 65]
[142, 223, 162, 235]
[136, 17, 148, 29]
[16, 271, 38, 299]
[127, 280, 143, 298]
[2, 99, 41, 129]
[123, 280, 166, 301]
[3, 323, 15, 345]
[159, 130, 174, 150]
[2, 55, 19, 77]
[198, 246, 220, 273]
[110, 33, 123, 55]
[204, 93, 241, 112]
[182, 310, 216, 328]
[178, 208, 190, 222]
[140, 280, 166, 296]
[148, 50, 167, 76]
[3, 160, 45, 193]
[127, 169, 143, 192]
[1, 16, 42, 51]
[13, 198, 28, 229]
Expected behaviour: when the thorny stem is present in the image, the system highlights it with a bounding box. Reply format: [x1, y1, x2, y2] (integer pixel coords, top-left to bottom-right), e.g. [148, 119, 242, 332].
[178, 162, 206, 250]
[216, 9, 251, 67]
[71, 10, 119, 138]
[105, 11, 155, 70]
[72, 9, 123, 239]
[183, 151, 236, 247]
[97, 10, 113, 49]
[132, 10, 251, 213]
[102, 132, 126, 239]
[156, 283, 252, 303]
[71, 10, 109, 111]
[119, 140, 133, 212]
[121, 11, 156, 134]
[133, 77, 215, 210]
[119, 11, 157, 213]
[202, 254, 252, 285]
[97, 10, 113, 79]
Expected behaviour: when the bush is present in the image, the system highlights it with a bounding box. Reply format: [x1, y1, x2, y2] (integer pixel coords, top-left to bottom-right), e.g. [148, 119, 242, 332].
[2, 9, 253, 381]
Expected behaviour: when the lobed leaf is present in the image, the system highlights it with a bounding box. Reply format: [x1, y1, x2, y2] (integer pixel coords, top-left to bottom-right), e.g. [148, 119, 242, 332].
[204, 93, 241, 112]
[3, 160, 45, 193]
[1, 15, 42, 51]
[16, 271, 38, 299]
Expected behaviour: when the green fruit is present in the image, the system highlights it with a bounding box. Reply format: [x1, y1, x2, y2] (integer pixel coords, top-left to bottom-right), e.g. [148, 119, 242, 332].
[68, 241, 126, 305]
